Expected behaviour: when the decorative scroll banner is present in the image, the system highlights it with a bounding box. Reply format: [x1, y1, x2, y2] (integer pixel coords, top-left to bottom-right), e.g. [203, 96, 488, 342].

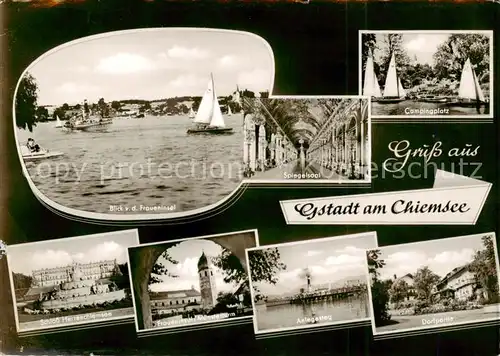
[280, 170, 491, 225]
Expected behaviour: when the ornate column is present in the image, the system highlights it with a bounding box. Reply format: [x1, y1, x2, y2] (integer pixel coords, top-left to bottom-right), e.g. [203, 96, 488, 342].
[270, 133, 276, 165]
[299, 138, 305, 173]
[258, 125, 267, 171]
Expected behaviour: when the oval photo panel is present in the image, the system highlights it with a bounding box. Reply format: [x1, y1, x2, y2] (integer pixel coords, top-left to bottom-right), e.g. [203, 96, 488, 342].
[14, 28, 275, 221]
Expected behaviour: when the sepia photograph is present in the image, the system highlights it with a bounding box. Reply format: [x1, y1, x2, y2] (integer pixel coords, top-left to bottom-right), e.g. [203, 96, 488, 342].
[360, 30, 493, 118]
[13, 28, 274, 219]
[366, 232, 500, 335]
[247, 232, 377, 334]
[6, 229, 139, 333]
[128, 230, 259, 332]
[241, 96, 370, 182]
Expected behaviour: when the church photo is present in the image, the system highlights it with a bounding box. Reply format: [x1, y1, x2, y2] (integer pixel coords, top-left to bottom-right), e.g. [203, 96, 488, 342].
[6, 229, 139, 333]
[127, 230, 258, 332]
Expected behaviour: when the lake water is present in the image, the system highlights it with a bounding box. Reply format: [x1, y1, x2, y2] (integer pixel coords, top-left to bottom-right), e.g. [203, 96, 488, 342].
[16, 115, 244, 215]
[372, 100, 490, 116]
[255, 295, 370, 331]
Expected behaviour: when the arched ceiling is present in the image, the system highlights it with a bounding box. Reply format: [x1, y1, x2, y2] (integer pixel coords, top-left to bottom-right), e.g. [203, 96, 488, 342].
[256, 98, 346, 149]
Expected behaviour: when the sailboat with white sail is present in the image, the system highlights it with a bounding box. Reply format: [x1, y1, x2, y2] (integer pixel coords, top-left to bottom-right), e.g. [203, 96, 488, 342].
[362, 51, 382, 101]
[188, 107, 195, 119]
[54, 115, 63, 128]
[445, 58, 487, 107]
[378, 53, 406, 104]
[227, 106, 232, 116]
[187, 73, 233, 134]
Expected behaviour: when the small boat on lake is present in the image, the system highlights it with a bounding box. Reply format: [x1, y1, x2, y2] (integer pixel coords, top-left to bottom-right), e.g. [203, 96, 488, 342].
[445, 58, 487, 108]
[20, 145, 64, 161]
[227, 105, 232, 116]
[54, 115, 63, 128]
[188, 107, 195, 119]
[417, 95, 448, 104]
[187, 73, 233, 135]
[377, 53, 406, 104]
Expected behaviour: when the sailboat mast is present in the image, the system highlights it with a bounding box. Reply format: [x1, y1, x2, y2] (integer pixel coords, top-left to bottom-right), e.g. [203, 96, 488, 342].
[394, 53, 400, 98]
[211, 73, 215, 102]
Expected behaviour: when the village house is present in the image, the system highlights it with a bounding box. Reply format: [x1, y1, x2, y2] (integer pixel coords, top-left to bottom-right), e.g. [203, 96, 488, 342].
[433, 265, 477, 302]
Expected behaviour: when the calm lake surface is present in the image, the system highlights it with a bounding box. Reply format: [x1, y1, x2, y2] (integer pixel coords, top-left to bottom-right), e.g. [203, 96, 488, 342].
[372, 100, 490, 116]
[17, 115, 244, 215]
[256, 295, 370, 331]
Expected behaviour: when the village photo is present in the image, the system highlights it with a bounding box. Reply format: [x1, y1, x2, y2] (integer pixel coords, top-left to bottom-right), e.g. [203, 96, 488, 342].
[6, 229, 139, 332]
[14, 28, 274, 218]
[247, 232, 377, 334]
[366, 232, 500, 335]
[241, 96, 370, 182]
[128, 230, 259, 332]
[360, 30, 493, 118]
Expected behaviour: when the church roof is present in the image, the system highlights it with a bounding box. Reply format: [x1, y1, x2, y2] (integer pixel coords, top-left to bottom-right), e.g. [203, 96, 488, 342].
[149, 287, 201, 300]
[198, 252, 208, 269]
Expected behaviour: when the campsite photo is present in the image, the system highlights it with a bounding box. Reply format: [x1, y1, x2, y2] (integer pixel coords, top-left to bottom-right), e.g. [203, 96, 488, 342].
[360, 31, 493, 118]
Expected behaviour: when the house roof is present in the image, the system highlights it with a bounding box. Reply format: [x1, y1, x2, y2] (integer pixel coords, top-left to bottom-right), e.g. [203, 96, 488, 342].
[150, 287, 201, 300]
[437, 265, 470, 286]
[392, 273, 414, 285]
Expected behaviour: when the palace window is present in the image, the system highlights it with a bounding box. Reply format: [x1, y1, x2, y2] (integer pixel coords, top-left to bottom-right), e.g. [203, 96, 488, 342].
[176, 300, 179, 304]
[170, 301, 173, 305]
[182, 300, 185, 304]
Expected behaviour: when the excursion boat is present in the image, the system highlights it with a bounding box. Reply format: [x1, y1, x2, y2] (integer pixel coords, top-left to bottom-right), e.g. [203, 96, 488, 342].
[187, 73, 233, 135]
[362, 50, 382, 102]
[188, 107, 196, 119]
[54, 115, 63, 128]
[445, 58, 487, 107]
[20, 145, 64, 161]
[377, 53, 407, 104]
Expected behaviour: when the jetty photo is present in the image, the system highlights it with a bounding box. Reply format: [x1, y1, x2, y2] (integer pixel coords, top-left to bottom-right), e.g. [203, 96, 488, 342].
[128, 230, 258, 332]
[366, 232, 500, 336]
[13, 28, 274, 218]
[241, 97, 370, 182]
[6, 229, 139, 332]
[246, 232, 377, 334]
[360, 31, 492, 118]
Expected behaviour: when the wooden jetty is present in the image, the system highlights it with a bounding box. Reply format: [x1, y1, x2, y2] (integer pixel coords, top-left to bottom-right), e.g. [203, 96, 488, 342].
[265, 285, 367, 307]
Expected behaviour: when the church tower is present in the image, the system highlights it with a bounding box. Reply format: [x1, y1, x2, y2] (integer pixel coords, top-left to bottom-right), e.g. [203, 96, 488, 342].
[198, 252, 217, 310]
